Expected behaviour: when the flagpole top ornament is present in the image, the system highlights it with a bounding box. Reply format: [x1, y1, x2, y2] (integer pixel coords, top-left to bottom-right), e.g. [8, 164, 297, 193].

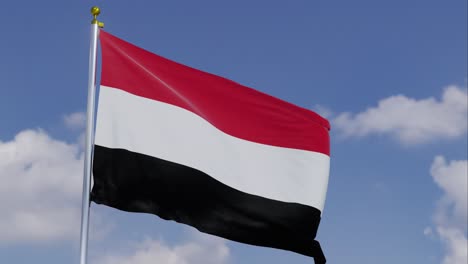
[90, 6, 104, 28]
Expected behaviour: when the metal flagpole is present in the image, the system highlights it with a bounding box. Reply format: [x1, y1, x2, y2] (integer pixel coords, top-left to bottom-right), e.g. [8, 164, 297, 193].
[79, 6, 104, 264]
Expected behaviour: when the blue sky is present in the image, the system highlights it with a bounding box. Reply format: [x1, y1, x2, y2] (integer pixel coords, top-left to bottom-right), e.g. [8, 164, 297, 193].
[0, 1, 466, 264]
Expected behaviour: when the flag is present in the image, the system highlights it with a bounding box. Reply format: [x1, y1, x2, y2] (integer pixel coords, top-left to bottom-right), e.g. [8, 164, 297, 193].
[91, 30, 331, 263]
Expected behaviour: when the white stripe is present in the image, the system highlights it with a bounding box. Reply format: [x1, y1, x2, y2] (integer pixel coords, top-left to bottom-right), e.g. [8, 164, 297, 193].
[95, 86, 330, 211]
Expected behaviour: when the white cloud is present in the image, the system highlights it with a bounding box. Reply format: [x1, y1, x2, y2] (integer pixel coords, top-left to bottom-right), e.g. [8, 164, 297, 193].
[423, 227, 433, 238]
[313, 104, 333, 119]
[64, 112, 86, 130]
[95, 234, 230, 264]
[436, 227, 467, 264]
[0, 129, 84, 243]
[431, 156, 468, 226]
[333, 85, 467, 144]
[430, 156, 467, 264]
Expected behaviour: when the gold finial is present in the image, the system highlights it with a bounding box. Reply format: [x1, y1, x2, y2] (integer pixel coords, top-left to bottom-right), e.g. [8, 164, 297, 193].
[90, 6, 104, 28]
[91, 6, 100, 16]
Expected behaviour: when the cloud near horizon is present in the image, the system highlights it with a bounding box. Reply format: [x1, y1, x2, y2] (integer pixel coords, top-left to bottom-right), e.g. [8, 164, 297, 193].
[0, 129, 84, 243]
[333, 85, 467, 144]
[94, 234, 230, 264]
[0, 112, 108, 244]
[430, 156, 467, 264]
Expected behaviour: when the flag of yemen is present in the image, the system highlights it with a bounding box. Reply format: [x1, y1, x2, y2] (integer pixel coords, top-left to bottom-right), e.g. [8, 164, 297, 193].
[91, 30, 331, 264]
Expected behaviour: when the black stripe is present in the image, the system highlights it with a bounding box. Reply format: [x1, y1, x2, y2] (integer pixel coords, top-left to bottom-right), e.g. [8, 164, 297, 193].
[91, 145, 326, 263]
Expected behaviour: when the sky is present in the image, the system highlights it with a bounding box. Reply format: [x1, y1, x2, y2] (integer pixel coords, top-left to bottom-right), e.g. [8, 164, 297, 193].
[0, 1, 466, 264]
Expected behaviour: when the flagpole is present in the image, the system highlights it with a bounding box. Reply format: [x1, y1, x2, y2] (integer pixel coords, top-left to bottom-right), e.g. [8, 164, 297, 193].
[79, 6, 103, 264]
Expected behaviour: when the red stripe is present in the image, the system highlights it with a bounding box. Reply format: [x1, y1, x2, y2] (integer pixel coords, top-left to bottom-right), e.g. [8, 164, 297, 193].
[99, 30, 330, 155]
